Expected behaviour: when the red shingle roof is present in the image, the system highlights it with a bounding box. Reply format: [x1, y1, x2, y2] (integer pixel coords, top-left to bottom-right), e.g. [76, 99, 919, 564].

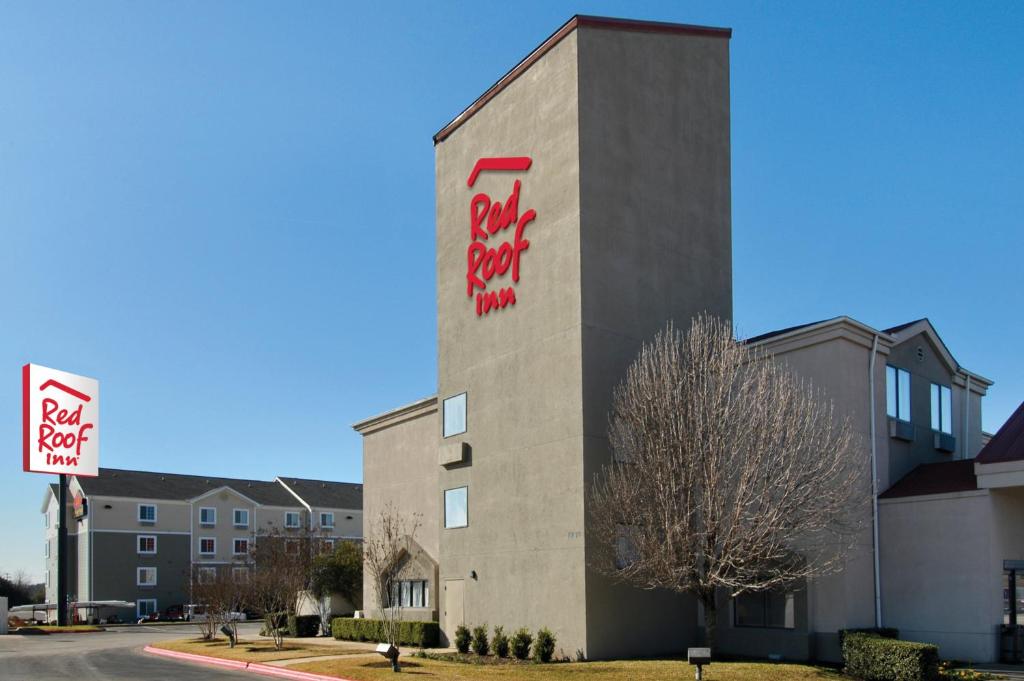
[879, 460, 978, 499]
[976, 401, 1024, 465]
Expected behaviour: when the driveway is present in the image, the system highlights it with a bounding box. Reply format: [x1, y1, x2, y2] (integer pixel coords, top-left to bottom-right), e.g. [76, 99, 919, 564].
[0, 622, 264, 681]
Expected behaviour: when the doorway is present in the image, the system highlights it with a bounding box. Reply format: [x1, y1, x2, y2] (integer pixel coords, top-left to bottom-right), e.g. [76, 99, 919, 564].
[443, 579, 464, 643]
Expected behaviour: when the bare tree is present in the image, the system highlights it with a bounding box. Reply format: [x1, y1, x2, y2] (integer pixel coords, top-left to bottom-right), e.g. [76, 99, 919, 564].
[188, 566, 221, 641]
[363, 504, 422, 672]
[590, 315, 866, 652]
[249, 529, 308, 650]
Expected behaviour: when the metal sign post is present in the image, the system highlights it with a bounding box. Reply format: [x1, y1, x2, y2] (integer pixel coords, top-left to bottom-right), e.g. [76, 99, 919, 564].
[57, 474, 68, 626]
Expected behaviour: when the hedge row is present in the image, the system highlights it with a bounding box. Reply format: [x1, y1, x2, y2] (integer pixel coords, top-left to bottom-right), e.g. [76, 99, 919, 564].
[331, 617, 440, 648]
[841, 631, 939, 681]
[288, 614, 320, 638]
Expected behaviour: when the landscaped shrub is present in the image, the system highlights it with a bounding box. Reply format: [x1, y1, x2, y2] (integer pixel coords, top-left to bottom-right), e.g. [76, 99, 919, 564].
[330, 617, 440, 648]
[533, 627, 556, 663]
[454, 625, 471, 654]
[287, 614, 320, 638]
[492, 626, 509, 658]
[471, 624, 489, 656]
[260, 612, 288, 637]
[838, 627, 900, 647]
[511, 628, 532, 660]
[842, 631, 939, 681]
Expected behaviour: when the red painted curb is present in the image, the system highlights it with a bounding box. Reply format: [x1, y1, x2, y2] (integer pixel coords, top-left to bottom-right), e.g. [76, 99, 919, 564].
[142, 645, 356, 681]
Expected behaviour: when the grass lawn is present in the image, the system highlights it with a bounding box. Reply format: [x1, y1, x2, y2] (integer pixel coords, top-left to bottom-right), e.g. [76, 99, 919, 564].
[291, 657, 848, 681]
[152, 637, 372, 663]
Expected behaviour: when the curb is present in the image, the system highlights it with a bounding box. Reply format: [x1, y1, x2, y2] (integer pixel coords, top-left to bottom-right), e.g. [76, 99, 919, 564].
[143, 645, 354, 681]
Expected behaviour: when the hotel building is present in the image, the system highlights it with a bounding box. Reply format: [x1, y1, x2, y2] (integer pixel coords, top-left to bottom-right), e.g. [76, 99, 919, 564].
[354, 15, 1023, 663]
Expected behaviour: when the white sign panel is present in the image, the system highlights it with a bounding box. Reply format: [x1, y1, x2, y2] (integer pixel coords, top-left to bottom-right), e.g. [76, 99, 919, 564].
[22, 364, 99, 477]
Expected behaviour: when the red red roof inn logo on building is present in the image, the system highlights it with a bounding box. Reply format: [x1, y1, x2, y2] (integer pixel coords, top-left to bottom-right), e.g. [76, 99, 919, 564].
[22, 364, 99, 477]
[465, 156, 537, 316]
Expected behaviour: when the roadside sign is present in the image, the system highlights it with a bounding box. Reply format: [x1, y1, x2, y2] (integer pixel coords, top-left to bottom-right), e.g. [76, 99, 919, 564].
[22, 364, 99, 477]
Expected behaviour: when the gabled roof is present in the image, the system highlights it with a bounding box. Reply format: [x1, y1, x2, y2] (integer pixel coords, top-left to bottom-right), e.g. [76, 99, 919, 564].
[76, 468, 299, 506]
[277, 477, 362, 511]
[976, 401, 1024, 465]
[743, 318, 838, 344]
[879, 460, 979, 499]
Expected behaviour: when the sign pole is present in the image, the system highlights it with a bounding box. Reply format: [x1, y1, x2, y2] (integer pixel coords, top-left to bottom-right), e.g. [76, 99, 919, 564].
[57, 473, 68, 626]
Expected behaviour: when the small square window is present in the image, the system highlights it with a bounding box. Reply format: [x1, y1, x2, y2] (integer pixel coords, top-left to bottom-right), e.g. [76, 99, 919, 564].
[199, 507, 216, 526]
[320, 512, 334, 528]
[199, 538, 216, 555]
[443, 393, 467, 438]
[233, 538, 249, 555]
[444, 487, 468, 529]
[137, 535, 157, 555]
[285, 512, 301, 528]
[138, 504, 157, 523]
[198, 567, 216, 584]
[233, 509, 249, 527]
[137, 567, 157, 587]
[137, 598, 157, 618]
[232, 567, 249, 584]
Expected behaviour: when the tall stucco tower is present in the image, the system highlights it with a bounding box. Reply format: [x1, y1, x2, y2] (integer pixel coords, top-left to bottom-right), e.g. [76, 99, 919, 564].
[433, 16, 732, 658]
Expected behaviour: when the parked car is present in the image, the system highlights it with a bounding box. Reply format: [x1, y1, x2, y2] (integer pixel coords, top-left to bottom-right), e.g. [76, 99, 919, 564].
[137, 612, 162, 624]
[184, 604, 246, 622]
[164, 605, 185, 621]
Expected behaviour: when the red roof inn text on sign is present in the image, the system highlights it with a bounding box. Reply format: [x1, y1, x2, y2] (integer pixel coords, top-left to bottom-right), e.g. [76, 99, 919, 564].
[23, 364, 100, 477]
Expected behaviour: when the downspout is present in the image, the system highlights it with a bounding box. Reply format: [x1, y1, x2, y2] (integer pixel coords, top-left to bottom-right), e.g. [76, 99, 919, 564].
[869, 333, 882, 628]
[963, 374, 971, 459]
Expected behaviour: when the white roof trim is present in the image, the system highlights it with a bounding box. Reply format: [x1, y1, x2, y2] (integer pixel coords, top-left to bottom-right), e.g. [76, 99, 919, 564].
[188, 485, 262, 507]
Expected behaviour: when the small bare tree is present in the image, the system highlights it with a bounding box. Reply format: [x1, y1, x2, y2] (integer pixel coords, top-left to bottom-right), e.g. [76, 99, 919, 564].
[309, 540, 363, 635]
[188, 566, 220, 641]
[249, 529, 308, 650]
[363, 504, 422, 672]
[590, 315, 866, 652]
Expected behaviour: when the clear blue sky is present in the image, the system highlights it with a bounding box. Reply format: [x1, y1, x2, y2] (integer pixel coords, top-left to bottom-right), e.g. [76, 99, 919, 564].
[2, 2, 1021, 582]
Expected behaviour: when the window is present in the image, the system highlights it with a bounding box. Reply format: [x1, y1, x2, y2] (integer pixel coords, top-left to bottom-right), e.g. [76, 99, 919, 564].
[137, 567, 157, 587]
[233, 509, 249, 527]
[886, 366, 911, 421]
[444, 487, 468, 529]
[199, 507, 216, 526]
[45, 571, 50, 587]
[285, 511, 301, 528]
[390, 580, 429, 608]
[931, 384, 953, 435]
[320, 512, 334, 528]
[323, 538, 336, 552]
[232, 567, 249, 584]
[137, 599, 158, 618]
[44, 541, 50, 558]
[233, 538, 249, 555]
[199, 538, 216, 555]
[734, 591, 795, 629]
[44, 512, 49, 528]
[138, 504, 157, 523]
[137, 535, 157, 555]
[198, 567, 216, 584]
[443, 393, 467, 437]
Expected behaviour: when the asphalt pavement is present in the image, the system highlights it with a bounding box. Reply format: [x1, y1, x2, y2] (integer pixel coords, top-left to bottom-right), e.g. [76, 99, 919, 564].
[0, 622, 264, 681]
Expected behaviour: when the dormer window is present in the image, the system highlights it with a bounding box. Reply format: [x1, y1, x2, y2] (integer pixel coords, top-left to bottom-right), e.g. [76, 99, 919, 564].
[886, 366, 911, 422]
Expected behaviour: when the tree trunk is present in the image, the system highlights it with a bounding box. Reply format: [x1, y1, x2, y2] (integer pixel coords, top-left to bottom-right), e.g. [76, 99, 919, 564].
[702, 592, 718, 655]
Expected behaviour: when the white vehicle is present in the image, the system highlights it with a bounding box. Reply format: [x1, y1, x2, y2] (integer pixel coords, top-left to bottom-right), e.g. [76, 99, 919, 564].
[184, 604, 247, 622]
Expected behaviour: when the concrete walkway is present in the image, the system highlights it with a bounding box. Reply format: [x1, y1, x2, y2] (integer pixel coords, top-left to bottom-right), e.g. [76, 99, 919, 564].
[973, 665, 1024, 680]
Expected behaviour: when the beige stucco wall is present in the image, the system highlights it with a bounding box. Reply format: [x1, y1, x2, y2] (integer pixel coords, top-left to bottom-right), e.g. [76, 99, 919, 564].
[576, 24, 732, 658]
[191, 487, 258, 564]
[880, 490, 1002, 662]
[360, 400, 441, 616]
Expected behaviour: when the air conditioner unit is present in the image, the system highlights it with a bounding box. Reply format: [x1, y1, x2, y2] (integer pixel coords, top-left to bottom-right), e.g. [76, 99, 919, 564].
[888, 419, 914, 442]
[934, 432, 956, 453]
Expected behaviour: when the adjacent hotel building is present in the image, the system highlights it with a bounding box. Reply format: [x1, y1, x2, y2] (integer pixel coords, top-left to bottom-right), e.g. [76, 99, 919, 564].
[42, 468, 362, 620]
[355, 15, 1023, 663]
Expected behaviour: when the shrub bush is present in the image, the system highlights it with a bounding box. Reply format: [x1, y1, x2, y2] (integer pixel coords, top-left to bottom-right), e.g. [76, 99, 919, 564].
[454, 625, 471, 654]
[533, 627, 556, 663]
[260, 612, 288, 637]
[838, 627, 899, 646]
[842, 631, 939, 681]
[511, 628, 532, 660]
[492, 626, 509, 658]
[471, 624, 489, 656]
[288, 614, 320, 638]
[330, 618, 440, 648]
